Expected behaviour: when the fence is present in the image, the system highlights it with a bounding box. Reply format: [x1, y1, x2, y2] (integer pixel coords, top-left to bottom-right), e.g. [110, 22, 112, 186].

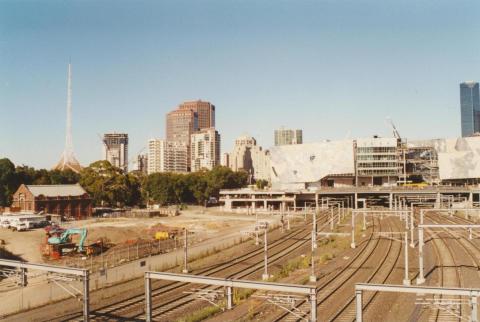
[51, 235, 199, 273]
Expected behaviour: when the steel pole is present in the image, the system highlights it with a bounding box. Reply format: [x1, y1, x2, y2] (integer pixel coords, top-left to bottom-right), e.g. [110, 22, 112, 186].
[310, 289, 317, 322]
[362, 212, 366, 231]
[472, 296, 478, 322]
[351, 210, 356, 249]
[83, 270, 89, 322]
[313, 209, 317, 249]
[330, 208, 334, 231]
[182, 229, 188, 273]
[410, 210, 415, 248]
[310, 230, 316, 282]
[226, 286, 233, 310]
[403, 233, 410, 286]
[262, 229, 268, 280]
[417, 227, 425, 284]
[145, 273, 152, 322]
[21, 267, 27, 287]
[355, 290, 363, 322]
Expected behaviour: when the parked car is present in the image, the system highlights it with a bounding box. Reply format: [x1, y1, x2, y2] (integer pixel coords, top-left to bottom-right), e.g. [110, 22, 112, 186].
[11, 222, 27, 231]
[1, 220, 10, 228]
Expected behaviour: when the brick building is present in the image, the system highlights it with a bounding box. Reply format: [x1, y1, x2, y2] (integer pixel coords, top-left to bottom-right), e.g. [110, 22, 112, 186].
[11, 184, 92, 220]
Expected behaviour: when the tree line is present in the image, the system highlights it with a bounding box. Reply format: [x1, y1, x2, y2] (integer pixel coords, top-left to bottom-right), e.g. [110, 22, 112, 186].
[0, 158, 248, 208]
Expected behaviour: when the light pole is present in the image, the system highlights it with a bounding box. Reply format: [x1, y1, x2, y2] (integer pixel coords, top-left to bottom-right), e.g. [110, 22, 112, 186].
[310, 230, 316, 282]
[182, 228, 188, 273]
[262, 227, 269, 281]
[403, 233, 410, 286]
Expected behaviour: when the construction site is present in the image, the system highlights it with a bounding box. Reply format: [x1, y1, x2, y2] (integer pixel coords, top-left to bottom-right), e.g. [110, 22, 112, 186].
[2, 188, 480, 322]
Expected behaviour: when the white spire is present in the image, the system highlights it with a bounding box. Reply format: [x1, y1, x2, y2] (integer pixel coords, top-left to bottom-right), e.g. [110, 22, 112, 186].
[54, 63, 82, 173]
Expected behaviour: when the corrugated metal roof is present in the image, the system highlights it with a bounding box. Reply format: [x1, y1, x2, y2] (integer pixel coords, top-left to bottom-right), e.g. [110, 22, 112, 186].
[26, 184, 88, 197]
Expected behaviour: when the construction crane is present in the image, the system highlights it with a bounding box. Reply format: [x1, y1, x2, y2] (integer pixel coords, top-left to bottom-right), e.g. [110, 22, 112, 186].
[386, 117, 401, 140]
[386, 118, 408, 184]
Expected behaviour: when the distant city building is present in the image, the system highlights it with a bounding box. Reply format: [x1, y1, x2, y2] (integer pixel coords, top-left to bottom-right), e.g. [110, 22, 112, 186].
[229, 135, 270, 181]
[103, 133, 129, 172]
[11, 184, 92, 219]
[221, 152, 230, 168]
[190, 128, 220, 171]
[137, 154, 148, 174]
[178, 100, 215, 129]
[166, 108, 198, 170]
[460, 81, 480, 137]
[147, 139, 188, 174]
[274, 127, 303, 146]
[167, 100, 218, 171]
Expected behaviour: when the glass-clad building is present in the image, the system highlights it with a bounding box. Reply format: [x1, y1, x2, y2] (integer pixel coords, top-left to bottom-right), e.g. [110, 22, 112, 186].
[460, 81, 480, 137]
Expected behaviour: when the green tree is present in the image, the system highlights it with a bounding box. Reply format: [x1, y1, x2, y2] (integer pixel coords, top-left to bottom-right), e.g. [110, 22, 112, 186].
[255, 179, 269, 190]
[0, 158, 18, 206]
[79, 160, 140, 207]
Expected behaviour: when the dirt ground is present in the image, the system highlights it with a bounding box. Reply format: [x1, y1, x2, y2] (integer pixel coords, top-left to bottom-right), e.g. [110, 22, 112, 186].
[0, 206, 270, 263]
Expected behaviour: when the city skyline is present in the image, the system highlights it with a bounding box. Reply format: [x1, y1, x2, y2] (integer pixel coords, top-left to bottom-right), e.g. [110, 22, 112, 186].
[1, 1, 480, 169]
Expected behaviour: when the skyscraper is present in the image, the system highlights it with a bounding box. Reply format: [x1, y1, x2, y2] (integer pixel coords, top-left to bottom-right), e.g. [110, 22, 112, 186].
[274, 127, 303, 146]
[179, 100, 215, 129]
[103, 133, 129, 172]
[54, 63, 82, 173]
[166, 100, 217, 171]
[460, 81, 480, 137]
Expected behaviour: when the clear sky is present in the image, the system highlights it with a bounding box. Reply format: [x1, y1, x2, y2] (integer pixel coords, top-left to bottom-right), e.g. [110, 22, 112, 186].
[1, 0, 479, 169]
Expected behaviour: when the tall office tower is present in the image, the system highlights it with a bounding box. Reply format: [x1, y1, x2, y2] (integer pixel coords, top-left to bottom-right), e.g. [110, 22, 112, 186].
[179, 100, 215, 129]
[190, 128, 221, 171]
[147, 139, 188, 174]
[166, 108, 198, 170]
[54, 63, 82, 173]
[103, 133, 129, 172]
[460, 81, 480, 137]
[274, 127, 303, 146]
[137, 154, 148, 174]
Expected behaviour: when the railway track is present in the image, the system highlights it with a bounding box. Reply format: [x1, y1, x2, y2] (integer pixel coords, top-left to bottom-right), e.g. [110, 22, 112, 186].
[423, 213, 480, 322]
[54, 210, 332, 321]
[266, 213, 405, 322]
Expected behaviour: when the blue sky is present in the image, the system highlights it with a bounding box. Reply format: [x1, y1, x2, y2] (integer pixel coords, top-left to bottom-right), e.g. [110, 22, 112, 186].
[1, 0, 479, 169]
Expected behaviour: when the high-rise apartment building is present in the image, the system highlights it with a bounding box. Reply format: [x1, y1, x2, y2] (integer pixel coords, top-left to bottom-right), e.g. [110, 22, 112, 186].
[460, 81, 480, 137]
[190, 128, 220, 171]
[103, 133, 129, 172]
[274, 127, 303, 146]
[179, 100, 215, 129]
[147, 139, 188, 174]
